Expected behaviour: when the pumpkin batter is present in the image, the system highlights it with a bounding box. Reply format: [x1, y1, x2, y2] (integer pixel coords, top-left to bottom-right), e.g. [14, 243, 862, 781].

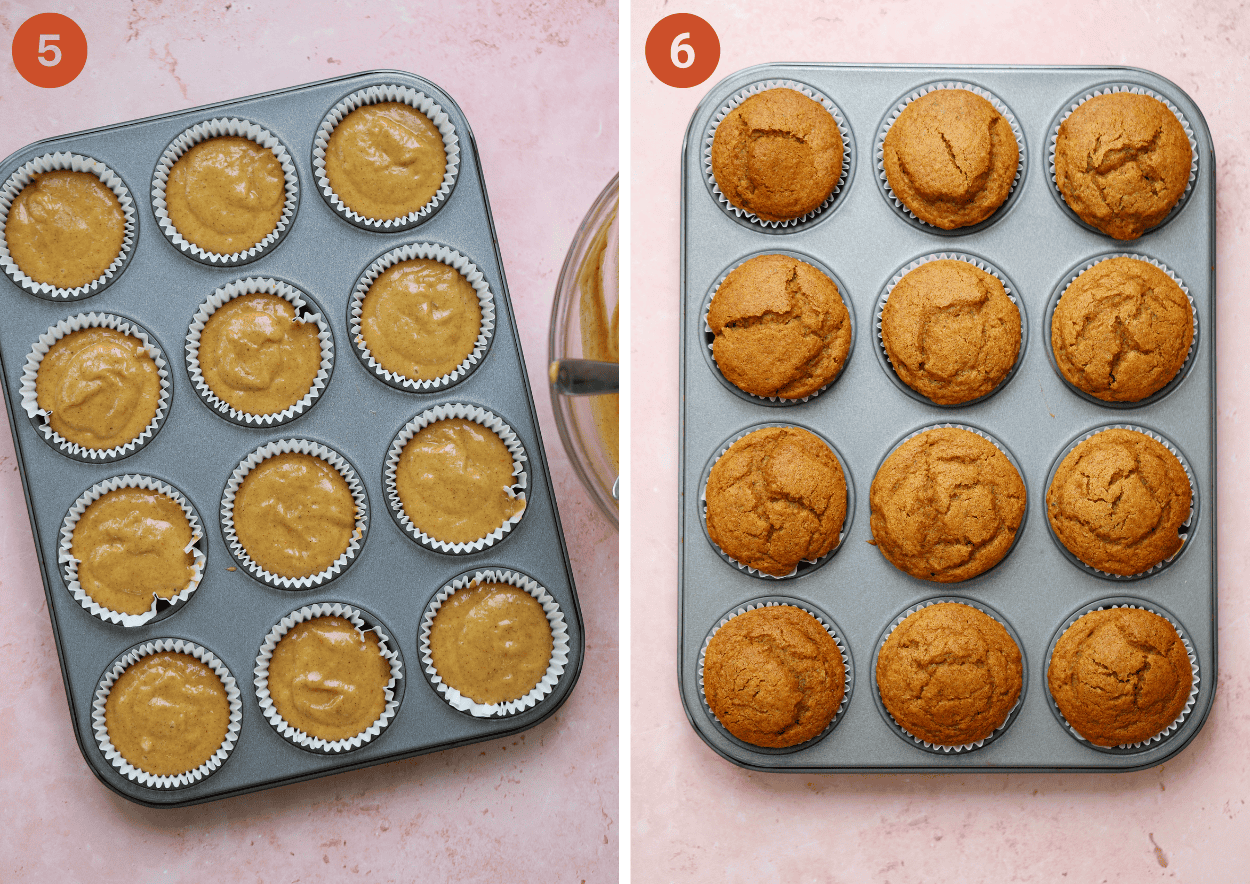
[165, 136, 285, 255]
[576, 205, 619, 472]
[325, 101, 446, 220]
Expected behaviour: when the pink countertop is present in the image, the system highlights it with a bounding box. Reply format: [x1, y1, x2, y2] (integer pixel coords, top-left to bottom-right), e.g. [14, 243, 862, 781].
[630, 1, 1250, 880]
[0, 2, 617, 881]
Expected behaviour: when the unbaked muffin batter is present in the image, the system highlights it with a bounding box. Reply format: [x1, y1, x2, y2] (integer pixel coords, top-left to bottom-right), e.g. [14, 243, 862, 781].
[165, 136, 285, 255]
[325, 101, 446, 220]
[5, 170, 125, 288]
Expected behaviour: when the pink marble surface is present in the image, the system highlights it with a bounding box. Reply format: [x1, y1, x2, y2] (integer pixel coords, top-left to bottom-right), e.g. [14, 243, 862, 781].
[0, 2, 617, 881]
[631, 1, 1250, 880]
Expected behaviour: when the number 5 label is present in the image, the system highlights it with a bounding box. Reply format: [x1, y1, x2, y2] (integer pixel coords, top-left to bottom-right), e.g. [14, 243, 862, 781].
[646, 14, 720, 89]
[38, 35, 62, 67]
[12, 14, 87, 88]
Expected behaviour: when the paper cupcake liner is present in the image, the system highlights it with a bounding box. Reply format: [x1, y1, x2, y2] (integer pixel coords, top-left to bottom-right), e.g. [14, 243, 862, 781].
[186, 277, 334, 426]
[1046, 253, 1198, 408]
[349, 243, 495, 392]
[0, 152, 138, 299]
[254, 602, 403, 752]
[312, 84, 460, 230]
[1045, 599, 1200, 752]
[697, 597, 853, 753]
[419, 568, 569, 718]
[873, 597, 1026, 754]
[19, 312, 172, 462]
[700, 423, 855, 579]
[1048, 84, 1199, 236]
[875, 81, 1026, 233]
[92, 638, 242, 788]
[1045, 424, 1198, 580]
[151, 118, 299, 265]
[383, 403, 528, 554]
[703, 80, 854, 230]
[60, 475, 206, 627]
[221, 439, 368, 589]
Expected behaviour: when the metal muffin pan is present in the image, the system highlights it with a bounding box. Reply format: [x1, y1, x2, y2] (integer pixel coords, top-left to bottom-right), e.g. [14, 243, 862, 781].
[678, 64, 1215, 772]
[0, 70, 583, 806]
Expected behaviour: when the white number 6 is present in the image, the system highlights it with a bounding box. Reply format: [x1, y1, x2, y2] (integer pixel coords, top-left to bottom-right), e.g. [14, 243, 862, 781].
[670, 32, 694, 69]
[38, 34, 62, 67]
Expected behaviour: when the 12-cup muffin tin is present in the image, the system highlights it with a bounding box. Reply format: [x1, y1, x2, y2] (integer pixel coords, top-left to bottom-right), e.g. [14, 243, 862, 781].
[678, 64, 1216, 772]
[0, 70, 583, 805]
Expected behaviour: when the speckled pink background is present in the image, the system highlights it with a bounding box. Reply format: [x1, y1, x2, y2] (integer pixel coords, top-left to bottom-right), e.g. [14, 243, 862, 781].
[0, 2, 617, 881]
[631, 1, 1250, 880]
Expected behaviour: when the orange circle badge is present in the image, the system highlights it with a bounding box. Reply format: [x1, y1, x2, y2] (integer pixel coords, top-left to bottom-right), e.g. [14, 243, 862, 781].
[645, 14, 720, 89]
[12, 14, 88, 89]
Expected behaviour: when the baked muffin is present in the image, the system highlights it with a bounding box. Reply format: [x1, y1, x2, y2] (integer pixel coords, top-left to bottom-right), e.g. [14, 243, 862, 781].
[1047, 428, 1190, 575]
[709, 254, 851, 399]
[5, 170, 125, 288]
[710, 88, 843, 222]
[881, 259, 1021, 404]
[883, 89, 1018, 229]
[1051, 257, 1193, 402]
[1048, 607, 1192, 746]
[876, 602, 1022, 746]
[1053, 92, 1191, 240]
[870, 428, 1025, 582]
[704, 426, 846, 576]
[703, 605, 845, 748]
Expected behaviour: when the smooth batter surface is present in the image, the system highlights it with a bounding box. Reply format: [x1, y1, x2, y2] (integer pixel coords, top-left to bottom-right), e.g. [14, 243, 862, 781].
[325, 101, 446, 219]
[5, 170, 125, 288]
[430, 582, 553, 705]
[36, 327, 161, 450]
[395, 418, 525, 545]
[165, 136, 285, 254]
[268, 616, 391, 742]
[577, 206, 619, 471]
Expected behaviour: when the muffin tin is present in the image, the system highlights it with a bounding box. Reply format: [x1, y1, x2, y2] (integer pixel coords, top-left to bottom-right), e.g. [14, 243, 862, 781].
[678, 64, 1215, 772]
[0, 70, 583, 805]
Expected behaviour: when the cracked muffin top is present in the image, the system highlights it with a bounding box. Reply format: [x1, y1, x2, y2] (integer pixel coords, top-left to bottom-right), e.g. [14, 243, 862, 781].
[870, 428, 1025, 583]
[704, 426, 846, 576]
[876, 602, 1022, 746]
[882, 89, 1018, 230]
[708, 254, 851, 399]
[1053, 92, 1191, 240]
[1046, 428, 1191, 576]
[1051, 257, 1192, 402]
[881, 259, 1020, 404]
[710, 88, 843, 223]
[1048, 607, 1192, 747]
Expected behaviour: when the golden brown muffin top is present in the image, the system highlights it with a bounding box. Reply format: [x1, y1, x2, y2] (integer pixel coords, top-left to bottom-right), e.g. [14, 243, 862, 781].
[165, 136, 286, 255]
[5, 170, 125, 289]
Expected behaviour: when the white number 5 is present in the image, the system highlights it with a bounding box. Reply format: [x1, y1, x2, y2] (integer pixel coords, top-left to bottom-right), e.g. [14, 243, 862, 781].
[38, 34, 61, 67]
[670, 32, 694, 69]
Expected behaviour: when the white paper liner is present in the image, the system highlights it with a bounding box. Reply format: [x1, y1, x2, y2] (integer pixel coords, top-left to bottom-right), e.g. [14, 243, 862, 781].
[384, 403, 528, 554]
[703, 80, 853, 229]
[312, 84, 460, 229]
[0, 152, 137, 299]
[60, 475, 206, 627]
[1046, 601, 1200, 750]
[350, 243, 495, 391]
[254, 603, 403, 752]
[875, 82, 1026, 230]
[419, 568, 569, 718]
[875, 598, 1025, 753]
[221, 439, 368, 589]
[186, 277, 334, 425]
[697, 599, 852, 750]
[151, 118, 299, 265]
[19, 312, 171, 462]
[93, 638, 242, 788]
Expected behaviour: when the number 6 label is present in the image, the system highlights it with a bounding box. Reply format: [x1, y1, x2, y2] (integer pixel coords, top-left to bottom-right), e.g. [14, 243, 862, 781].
[646, 14, 720, 89]
[12, 14, 87, 88]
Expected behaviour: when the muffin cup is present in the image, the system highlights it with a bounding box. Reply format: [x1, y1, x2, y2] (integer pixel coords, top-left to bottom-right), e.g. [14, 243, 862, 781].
[349, 243, 495, 392]
[221, 439, 368, 589]
[92, 638, 242, 789]
[875, 252, 1027, 407]
[254, 602, 403, 753]
[60, 475, 207, 627]
[383, 403, 528, 554]
[700, 422, 855, 579]
[419, 568, 569, 718]
[703, 79, 854, 231]
[872, 597, 1027, 754]
[151, 118, 299, 266]
[186, 277, 334, 426]
[875, 81, 1026, 234]
[0, 152, 138, 300]
[1044, 598, 1200, 753]
[1044, 424, 1198, 580]
[19, 312, 172, 463]
[312, 84, 461, 231]
[697, 597, 853, 753]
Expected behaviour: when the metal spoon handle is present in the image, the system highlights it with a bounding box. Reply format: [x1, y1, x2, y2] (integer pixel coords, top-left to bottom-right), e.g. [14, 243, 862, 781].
[548, 359, 619, 395]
